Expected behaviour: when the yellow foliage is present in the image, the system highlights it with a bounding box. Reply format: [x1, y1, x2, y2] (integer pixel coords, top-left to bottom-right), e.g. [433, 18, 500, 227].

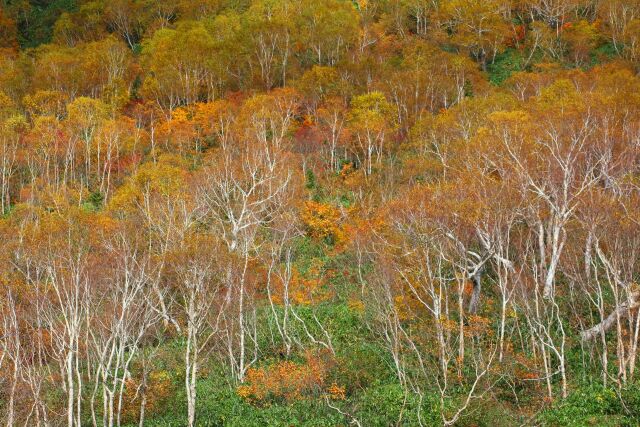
[347, 298, 365, 313]
[108, 155, 189, 213]
[300, 201, 347, 245]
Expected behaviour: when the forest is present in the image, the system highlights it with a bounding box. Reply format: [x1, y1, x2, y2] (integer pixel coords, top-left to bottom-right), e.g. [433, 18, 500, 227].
[0, 0, 640, 425]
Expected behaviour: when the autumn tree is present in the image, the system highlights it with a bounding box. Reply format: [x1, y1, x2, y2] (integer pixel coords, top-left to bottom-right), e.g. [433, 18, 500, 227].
[437, 0, 510, 70]
[348, 91, 395, 175]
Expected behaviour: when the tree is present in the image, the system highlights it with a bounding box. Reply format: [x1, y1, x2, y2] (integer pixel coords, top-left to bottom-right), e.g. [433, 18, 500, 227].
[196, 92, 301, 381]
[348, 91, 395, 175]
[104, 0, 144, 49]
[0, 7, 18, 49]
[380, 39, 483, 135]
[296, 0, 359, 66]
[361, 183, 499, 425]
[87, 230, 160, 427]
[244, 0, 297, 89]
[0, 289, 21, 427]
[166, 233, 224, 427]
[141, 22, 219, 112]
[437, 0, 510, 70]
[0, 111, 26, 214]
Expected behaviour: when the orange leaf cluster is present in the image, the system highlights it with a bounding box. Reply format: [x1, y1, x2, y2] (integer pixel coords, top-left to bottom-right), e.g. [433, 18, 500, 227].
[237, 352, 332, 405]
[121, 371, 173, 422]
[300, 200, 347, 245]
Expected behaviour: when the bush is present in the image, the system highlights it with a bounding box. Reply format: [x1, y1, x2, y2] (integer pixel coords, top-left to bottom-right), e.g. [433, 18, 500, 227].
[487, 49, 526, 85]
[538, 382, 633, 426]
[356, 383, 440, 426]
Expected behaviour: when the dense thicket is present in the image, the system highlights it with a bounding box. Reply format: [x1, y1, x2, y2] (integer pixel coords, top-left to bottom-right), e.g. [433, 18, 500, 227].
[1, 0, 640, 426]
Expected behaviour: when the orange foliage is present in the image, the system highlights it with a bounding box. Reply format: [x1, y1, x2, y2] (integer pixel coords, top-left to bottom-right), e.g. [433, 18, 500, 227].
[237, 351, 338, 405]
[327, 382, 346, 400]
[465, 315, 492, 337]
[271, 265, 331, 306]
[121, 371, 173, 422]
[300, 201, 347, 245]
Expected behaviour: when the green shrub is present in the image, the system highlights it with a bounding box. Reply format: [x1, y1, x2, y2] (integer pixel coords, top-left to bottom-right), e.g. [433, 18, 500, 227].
[538, 382, 633, 426]
[487, 49, 526, 85]
[357, 383, 440, 426]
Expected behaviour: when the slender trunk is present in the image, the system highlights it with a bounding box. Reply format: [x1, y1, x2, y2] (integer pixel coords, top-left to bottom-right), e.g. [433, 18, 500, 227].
[67, 352, 75, 427]
[629, 308, 640, 379]
[499, 298, 507, 362]
[541, 344, 553, 400]
[138, 371, 147, 427]
[543, 223, 563, 299]
[468, 270, 482, 314]
[458, 280, 465, 368]
[185, 296, 198, 427]
[559, 352, 567, 399]
[6, 361, 18, 427]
